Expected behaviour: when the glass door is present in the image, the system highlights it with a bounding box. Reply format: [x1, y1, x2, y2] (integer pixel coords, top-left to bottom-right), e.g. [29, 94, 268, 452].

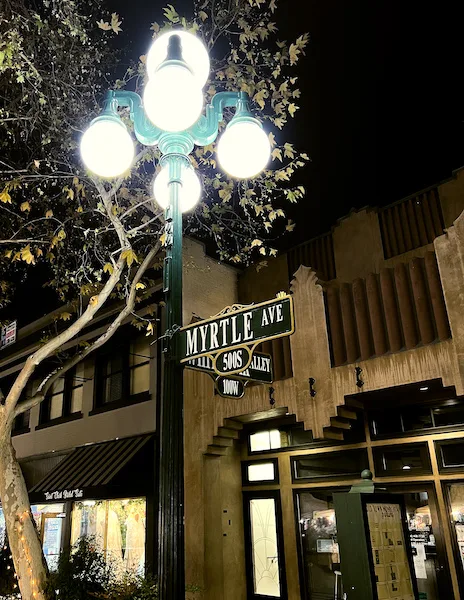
[387, 483, 453, 600]
[243, 490, 287, 600]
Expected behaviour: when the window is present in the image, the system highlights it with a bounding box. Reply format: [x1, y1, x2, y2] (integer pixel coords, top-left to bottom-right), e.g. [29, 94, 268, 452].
[249, 429, 287, 452]
[242, 459, 279, 485]
[12, 408, 30, 434]
[39, 364, 84, 426]
[71, 498, 146, 574]
[435, 439, 464, 472]
[372, 443, 432, 476]
[292, 449, 368, 481]
[447, 483, 464, 580]
[95, 335, 151, 409]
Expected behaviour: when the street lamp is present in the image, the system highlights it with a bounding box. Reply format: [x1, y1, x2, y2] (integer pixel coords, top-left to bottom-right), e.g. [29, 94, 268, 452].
[80, 30, 270, 600]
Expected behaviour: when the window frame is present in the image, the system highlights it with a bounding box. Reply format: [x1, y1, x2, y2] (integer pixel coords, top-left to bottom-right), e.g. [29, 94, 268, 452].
[372, 442, 432, 476]
[435, 439, 464, 473]
[91, 334, 151, 415]
[37, 365, 84, 429]
[291, 448, 369, 482]
[242, 458, 280, 486]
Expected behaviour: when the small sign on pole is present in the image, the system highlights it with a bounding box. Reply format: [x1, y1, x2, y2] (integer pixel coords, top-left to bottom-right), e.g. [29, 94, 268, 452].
[215, 377, 245, 399]
[0, 320, 17, 350]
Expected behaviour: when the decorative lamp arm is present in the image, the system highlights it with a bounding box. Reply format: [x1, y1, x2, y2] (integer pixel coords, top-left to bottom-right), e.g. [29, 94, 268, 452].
[103, 90, 162, 146]
[189, 91, 252, 146]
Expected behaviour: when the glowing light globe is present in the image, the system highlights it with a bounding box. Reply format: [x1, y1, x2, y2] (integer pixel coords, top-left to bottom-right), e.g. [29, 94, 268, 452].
[147, 30, 210, 87]
[217, 119, 270, 179]
[153, 164, 201, 212]
[80, 118, 134, 178]
[143, 64, 204, 132]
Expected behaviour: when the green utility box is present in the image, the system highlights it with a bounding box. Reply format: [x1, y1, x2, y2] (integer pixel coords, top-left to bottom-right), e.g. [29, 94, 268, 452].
[334, 473, 419, 600]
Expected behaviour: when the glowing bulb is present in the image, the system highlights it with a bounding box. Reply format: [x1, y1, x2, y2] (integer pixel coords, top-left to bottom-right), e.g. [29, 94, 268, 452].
[217, 118, 270, 179]
[146, 30, 210, 87]
[80, 118, 134, 178]
[143, 64, 203, 132]
[153, 164, 201, 213]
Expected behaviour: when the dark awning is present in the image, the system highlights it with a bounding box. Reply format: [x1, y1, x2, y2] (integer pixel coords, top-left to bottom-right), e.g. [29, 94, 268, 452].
[29, 434, 154, 503]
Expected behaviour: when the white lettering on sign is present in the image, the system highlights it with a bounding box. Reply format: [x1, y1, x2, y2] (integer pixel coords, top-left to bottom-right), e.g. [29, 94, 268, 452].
[44, 488, 84, 501]
[222, 379, 240, 395]
[243, 312, 253, 341]
[221, 350, 243, 372]
[261, 304, 284, 327]
[186, 329, 198, 356]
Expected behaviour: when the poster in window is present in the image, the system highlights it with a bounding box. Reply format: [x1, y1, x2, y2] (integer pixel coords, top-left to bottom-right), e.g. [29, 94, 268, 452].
[366, 503, 415, 600]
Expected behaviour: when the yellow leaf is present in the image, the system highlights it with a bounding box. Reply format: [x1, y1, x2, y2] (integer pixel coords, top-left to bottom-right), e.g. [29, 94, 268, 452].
[34, 160, 40, 169]
[20, 245, 35, 264]
[254, 205, 264, 216]
[103, 263, 114, 274]
[110, 13, 122, 34]
[45, 209, 53, 218]
[135, 282, 146, 290]
[97, 19, 111, 31]
[73, 176, 79, 186]
[251, 239, 263, 247]
[60, 312, 72, 321]
[160, 232, 167, 246]
[36, 248, 43, 257]
[66, 188, 74, 200]
[121, 248, 138, 267]
[146, 322, 154, 336]
[20, 201, 31, 212]
[286, 220, 296, 232]
[284, 142, 295, 159]
[271, 148, 282, 162]
[89, 296, 99, 306]
[288, 103, 299, 117]
[4, 250, 12, 258]
[259, 246, 266, 255]
[269, 248, 278, 257]
[76, 206, 83, 213]
[150, 22, 160, 33]
[199, 10, 208, 20]
[268, 132, 277, 147]
[0, 190, 12, 204]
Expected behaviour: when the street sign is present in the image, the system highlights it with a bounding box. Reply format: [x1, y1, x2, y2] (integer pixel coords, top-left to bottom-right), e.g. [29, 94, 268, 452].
[186, 350, 273, 383]
[0, 321, 17, 350]
[179, 293, 293, 375]
[215, 376, 245, 399]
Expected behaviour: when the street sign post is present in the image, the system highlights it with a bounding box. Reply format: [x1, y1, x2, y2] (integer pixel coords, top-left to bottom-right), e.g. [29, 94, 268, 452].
[215, 377, 245, 399]
[180, 293, 293, 376]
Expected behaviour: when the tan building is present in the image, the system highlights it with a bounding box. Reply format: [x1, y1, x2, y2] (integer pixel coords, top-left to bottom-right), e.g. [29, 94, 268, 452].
[1, 167, 464, 599]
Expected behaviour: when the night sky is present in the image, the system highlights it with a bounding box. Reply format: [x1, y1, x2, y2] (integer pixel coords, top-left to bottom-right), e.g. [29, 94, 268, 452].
[2, 0, 463, 323]
[111, 0, 464, 247]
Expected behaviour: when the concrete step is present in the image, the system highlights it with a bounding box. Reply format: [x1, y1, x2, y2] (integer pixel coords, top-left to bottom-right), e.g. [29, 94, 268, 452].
[323, 426, 345, 441]
[223, 418, 243, 431]
[330, 417, 352, 430]
[213, 436, 234, 447]
[217, 427, 240, 439]
[344, 397, 363, 409]
[337, 406, 358, 420]
[205, 444, 229, 456]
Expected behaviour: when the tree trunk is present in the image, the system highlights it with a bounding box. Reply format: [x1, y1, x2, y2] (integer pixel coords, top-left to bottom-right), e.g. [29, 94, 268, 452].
[0, 434, 48, 600]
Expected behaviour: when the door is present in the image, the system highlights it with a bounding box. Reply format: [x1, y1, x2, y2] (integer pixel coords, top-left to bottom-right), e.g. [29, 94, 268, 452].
[387, 483, 453, 600]
[243, 490, 287, 600]
[41, 513, 65, 571]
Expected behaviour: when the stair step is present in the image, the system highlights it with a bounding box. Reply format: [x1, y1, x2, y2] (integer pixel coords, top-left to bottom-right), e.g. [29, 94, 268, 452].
[337, 406, 358, 420]
[323, 427, 345, 441]
[217, 427, 240, 439]
[330, 417, 352, 430]
[205, 444, 229, 456]
[213, 436, 234, 447]
[223, 418, 243, 431]
[344, 397, 363, 409]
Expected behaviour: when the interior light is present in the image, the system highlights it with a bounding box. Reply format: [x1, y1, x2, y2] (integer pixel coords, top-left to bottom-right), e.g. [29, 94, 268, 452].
[143, 65, 204, 132]
[420, 386, 429, 392]
[146, 30, 210, 87]
[81, 118, 134, 178]
[217, 118, 270, 179]
[402, 465, 412, 470]
[153, 163, 201, 212]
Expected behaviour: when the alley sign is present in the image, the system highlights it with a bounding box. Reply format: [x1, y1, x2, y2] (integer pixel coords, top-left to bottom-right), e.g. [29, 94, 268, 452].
[186, 351, 273, 383]
[179, 293, 294, 376]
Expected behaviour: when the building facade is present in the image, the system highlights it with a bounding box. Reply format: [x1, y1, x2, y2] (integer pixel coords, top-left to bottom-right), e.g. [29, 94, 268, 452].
[1, 168, 464, 599]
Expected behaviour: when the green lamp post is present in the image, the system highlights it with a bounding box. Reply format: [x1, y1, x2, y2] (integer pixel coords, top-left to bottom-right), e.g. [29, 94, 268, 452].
[80, 30, 270, 599]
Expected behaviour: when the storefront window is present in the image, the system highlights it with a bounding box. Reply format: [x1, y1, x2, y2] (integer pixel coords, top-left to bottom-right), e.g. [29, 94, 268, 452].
[449, 483, 464, 576]
[71, 498, 146, 575]
[31, 504, 65, 571]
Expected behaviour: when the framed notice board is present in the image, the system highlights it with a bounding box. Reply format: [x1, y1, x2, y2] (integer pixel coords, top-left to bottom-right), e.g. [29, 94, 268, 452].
[334, 492, 419, 600]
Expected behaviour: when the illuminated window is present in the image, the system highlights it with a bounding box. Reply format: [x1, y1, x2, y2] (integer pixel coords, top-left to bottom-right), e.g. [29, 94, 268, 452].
[250, 429, 283, 452]
[248, 462, 275, 482]
[71, 498, 146, 575]
[39, 365, 84, 425]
